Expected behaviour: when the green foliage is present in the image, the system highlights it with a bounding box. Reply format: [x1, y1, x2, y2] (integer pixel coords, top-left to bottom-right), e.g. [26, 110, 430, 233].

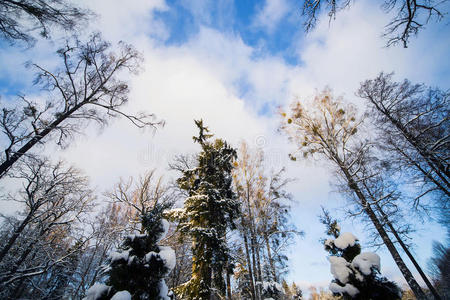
[86, 203, 173, 300]
[171, 120, 240, 300]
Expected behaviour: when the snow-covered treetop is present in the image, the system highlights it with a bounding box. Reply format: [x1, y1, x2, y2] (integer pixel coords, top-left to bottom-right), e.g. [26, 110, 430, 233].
[334, 232, 357, 250]
[329, 256, 352, 284]
[352, 252, 381, 275]
[84, 203, 176, 300]
[324, 229, 361, 262]
[325, 230, 400, 299]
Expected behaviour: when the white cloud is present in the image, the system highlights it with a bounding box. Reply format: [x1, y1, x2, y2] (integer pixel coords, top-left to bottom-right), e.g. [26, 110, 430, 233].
[253, 0, 290, 33]
[180, 0, 214, 25]
[295, 1, 450, 95]
[57, 32, 270, 191]
[81, 0, 169, 43]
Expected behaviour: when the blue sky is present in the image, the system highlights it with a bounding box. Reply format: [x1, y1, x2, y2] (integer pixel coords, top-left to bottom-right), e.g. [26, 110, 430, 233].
[1, 0, 449, 295]
[154, 0, 304, 65]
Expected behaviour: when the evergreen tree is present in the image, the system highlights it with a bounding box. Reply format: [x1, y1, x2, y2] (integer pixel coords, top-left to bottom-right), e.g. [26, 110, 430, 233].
[84, 203, 175, 300]
[281, 280, 303, 300]
[320, 209, 402, 299]
[168, 120, 240, 300]
[282, 279, 292, 298]
[261, 281, 285, 299]
[290, 282, 303, 300]
[234, 262, 253, 299]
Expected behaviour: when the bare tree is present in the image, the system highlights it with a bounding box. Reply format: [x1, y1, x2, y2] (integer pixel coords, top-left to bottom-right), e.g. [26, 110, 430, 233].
[232, 141, 302, 299]
[0, 33, 162, 178]
[357, 72, 449, 210]
[281, 89, 427, 299]
[233, 142, 264, 300]
[0, 156, 95, 298]
[68, 203, 131, 299]
[262, 168, 302, 282]
[0, 156, 93, 264]
[106, 170, 174, 233]
[164, 227, 193, 293]
[0, 0, 90, 46]
[301, 0, 448, 47]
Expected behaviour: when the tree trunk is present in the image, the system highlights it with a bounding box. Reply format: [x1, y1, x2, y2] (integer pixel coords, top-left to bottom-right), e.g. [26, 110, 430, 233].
[255, 239, 263, 298]
[375, 203, 442, 300]
[0, 101, 84, 178]
[226, 264, 232, 300]
[263, 231, 277, 282]
[241, 215, 256, 300]
[370, 99, 449, 188]
[339, 164, 427, 300]
[393, 144, 450, 197]
[0, 211, 33, 264]
[245, 189, 262, 300]
[250, 230, 261, 300]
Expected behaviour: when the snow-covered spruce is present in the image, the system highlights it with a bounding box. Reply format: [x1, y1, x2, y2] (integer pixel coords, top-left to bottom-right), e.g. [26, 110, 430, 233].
[84, 204, 175, 300]
[260, 281, 285, 299]
[167, 120, 240, 300]
[325, 231, 401, 299]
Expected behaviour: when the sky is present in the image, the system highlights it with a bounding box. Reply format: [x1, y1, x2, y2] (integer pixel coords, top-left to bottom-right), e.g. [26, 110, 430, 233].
[1, 0, 449, 294]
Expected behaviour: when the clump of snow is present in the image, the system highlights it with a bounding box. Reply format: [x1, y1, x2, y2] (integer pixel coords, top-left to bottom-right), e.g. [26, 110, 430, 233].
[145, 251, 157, 262]
[352, 252, 380, 275]
[127, 233, 147, 241]
[329, 256, 352, 284]
[158, 219, 170, 242]
[329, 282, 359, 297]
[167, 208, 185, 219]
[324, 239, 334, 248]
[261, 280, 284, 298]
[110, 249, 130, 263]
[111, 290, 131, 300]
[334, 232, 357, 250]
[261, 281, 283, 293]
[159, 279, 170, 300]
[83, 283, 111, 300]
[159, 246, 176, 273]
[127, 255, 136, 266]
[354, 270, 364, 282]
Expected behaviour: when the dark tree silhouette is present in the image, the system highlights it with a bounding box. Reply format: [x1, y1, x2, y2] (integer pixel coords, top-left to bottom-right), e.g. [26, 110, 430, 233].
[0, 33, 162, 178]
[0, 0, 90, 45]
[357, 72, 449, 208]
[301, 0, 448, 47]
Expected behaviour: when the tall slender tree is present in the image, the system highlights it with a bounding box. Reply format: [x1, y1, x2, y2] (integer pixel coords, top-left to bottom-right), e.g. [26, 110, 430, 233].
[232, 141, 301, 300]
[281, 90, 427, 299]
[357, 72, 449, 210]
[0, 0, 90, 46]
[168, 120, 240, 300]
